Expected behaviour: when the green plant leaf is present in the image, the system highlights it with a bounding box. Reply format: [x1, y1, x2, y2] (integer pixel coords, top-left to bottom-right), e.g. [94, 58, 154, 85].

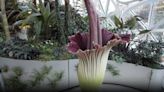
[34, 21, 42, 36]
[46, 2, 51, 15]
[107, 64, 120, 76]
[125, 17, 137, 29]
[28, 3, 39, 13]
[16, 9, 30, 19]
[22, 13, 41, 25]
[139, 30, 151, 34]
[7, 10, 19, 19]
[114, 16, 123, 29]
[47, 10, 56, 25]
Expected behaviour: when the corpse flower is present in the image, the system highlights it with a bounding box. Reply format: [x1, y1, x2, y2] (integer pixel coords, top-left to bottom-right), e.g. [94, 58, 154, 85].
[67, 0, 130, 91]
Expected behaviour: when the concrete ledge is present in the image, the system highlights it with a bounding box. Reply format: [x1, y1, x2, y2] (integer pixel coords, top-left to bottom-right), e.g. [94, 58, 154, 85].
[0, 57, 163, 91]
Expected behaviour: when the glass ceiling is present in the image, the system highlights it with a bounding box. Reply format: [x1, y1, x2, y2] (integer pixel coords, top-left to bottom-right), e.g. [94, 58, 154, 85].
[72, 0, 164, 42]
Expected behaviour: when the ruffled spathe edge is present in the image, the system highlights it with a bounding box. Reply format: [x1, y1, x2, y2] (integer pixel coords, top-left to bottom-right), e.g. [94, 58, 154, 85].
[67, 29, 130, 54]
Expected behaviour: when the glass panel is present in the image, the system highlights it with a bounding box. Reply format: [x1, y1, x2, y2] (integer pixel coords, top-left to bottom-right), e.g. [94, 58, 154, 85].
[153, 0, 164, 29]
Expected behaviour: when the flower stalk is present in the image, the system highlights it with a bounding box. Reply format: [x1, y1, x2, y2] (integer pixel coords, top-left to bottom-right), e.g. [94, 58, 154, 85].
[84, 0, 102, 49]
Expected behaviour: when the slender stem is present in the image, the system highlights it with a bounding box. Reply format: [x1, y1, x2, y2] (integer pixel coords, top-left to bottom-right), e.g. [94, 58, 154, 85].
[84, 0, 101, 49]
[97, 17, 102, 46]
[0, 0, 11, 41]
[65, 0, 70, 36]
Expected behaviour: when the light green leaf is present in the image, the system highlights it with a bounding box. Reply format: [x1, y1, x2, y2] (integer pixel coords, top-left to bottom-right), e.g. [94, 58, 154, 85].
[24, 13, 41, 24]
[46, 2, 51, 15]
[34, 21, 42, 36]
[114, 16, 123, 29]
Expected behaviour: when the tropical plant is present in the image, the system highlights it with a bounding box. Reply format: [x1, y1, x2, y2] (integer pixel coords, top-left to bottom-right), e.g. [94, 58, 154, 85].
[108, 15, 164, 69]
[0, 0, 88, 61]
[30, 40, 75, 61]
[20, 0, 88, 45]
[64, 5, 89, 35]
[31, 40, 56, 61]
[1, 0, 25, 31]
[0, 37, 74, 61]
[5, 0, 22, 25]
[113, 15, 138, 30]
[67, 0, 130, 91]
[109, 41, 164, 69]
[0, 38, 40, 60]
[20, 0, 57, 41]
[54, 0, 66, 45]
[0, 0, 30, 41]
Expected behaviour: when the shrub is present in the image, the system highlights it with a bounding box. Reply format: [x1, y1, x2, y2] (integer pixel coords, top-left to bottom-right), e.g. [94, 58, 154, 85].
[0, 38, 40, 60]
[109, 41, 164, 69]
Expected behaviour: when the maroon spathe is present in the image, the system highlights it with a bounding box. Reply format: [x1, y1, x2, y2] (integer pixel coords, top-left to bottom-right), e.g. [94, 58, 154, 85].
[67, 29, 130, 54]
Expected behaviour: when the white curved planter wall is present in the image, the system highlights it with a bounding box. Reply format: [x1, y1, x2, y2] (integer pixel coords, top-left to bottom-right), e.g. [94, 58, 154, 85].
[0, 57, 69, 91]
[149, 69, 164, 92]
[0, 57, 164, 91]
[105, 61, 152, 91]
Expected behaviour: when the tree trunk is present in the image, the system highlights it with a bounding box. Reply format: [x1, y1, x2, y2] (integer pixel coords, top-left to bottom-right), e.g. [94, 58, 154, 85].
[0, 0, 11, 41]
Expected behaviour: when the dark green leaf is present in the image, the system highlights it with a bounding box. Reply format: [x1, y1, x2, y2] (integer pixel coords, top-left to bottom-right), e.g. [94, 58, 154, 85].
[125, 17, 137, 29]
[139, 30, 151, 34]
